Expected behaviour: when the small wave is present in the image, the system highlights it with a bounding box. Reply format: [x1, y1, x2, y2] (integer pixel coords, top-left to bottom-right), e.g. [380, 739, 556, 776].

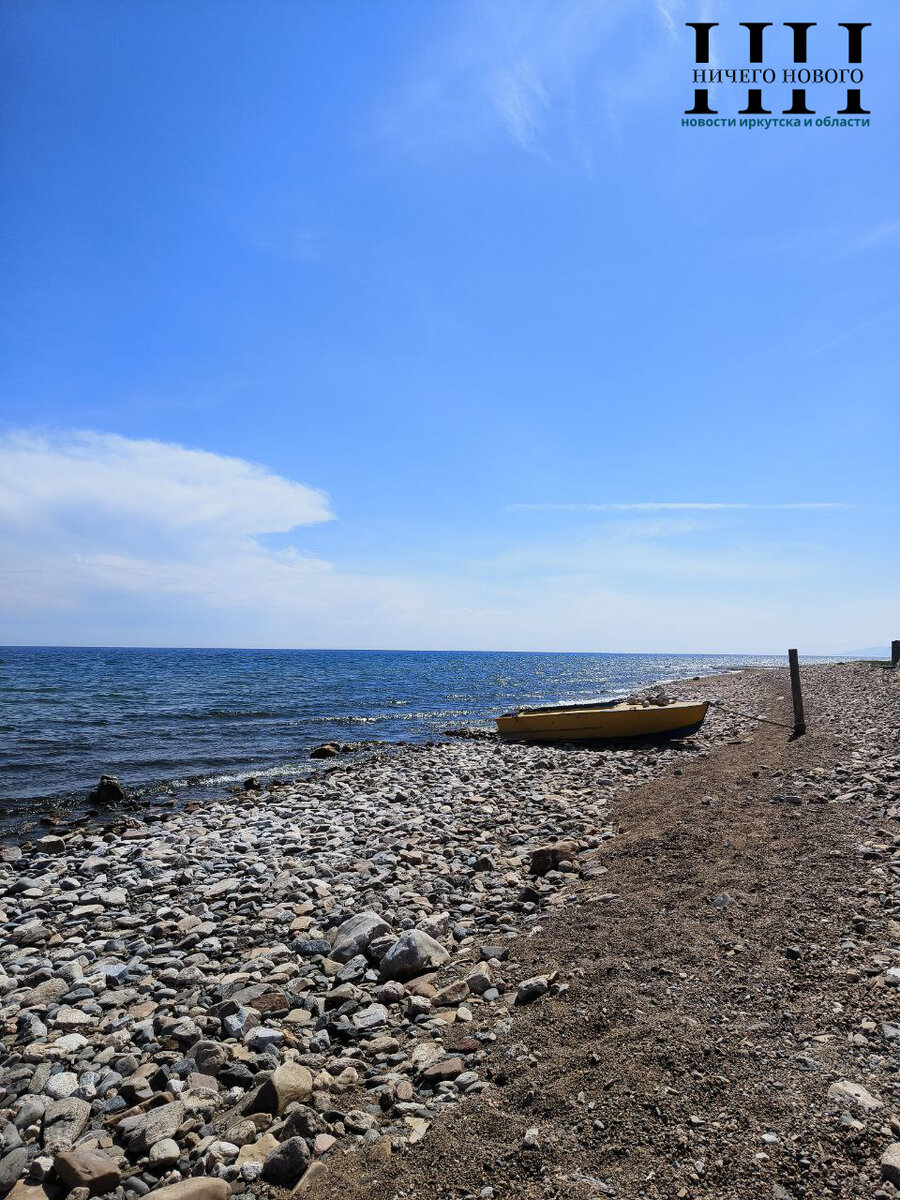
[202, 709, 284, 719]
[307, 714, 381, 724]
[306, 708, 474, 724]
[199, 762, 308, 787]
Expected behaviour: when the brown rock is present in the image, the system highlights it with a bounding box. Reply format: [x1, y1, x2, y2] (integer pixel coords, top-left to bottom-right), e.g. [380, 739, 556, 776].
[186, 1073, 218, 1093]
[7, 1185, 50, 1200]
[23, 978, 68, 1010]
[449, 1037, 481, 1054]
[309, 743, 339, 759]
[36, 835, 66, 854]
[146, 1182, 231, 1200]
[420, 1056, 465, 1085]
[431, 980, 469, 1007]
[404, 978, 438, 998]
[529, 840, 579, 876]
[223, 1120, 257, 1147]
[129, 1000, 157, 1019]
[54, 1149, 122, 1195]
[291, 1160, 326, 1196]
[252, 991, 289, 1015]
[235, 1134, 279, 1167]
[367, 1136, 392, 1163]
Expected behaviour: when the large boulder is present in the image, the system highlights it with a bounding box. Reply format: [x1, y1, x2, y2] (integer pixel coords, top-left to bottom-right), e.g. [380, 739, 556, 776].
[54, 1149, 122, 1195]
[330, 911, 392, 963]
[379, 930, 450, 982]
[87, 775, 125, 806]
[251, 1062, 313, 1116]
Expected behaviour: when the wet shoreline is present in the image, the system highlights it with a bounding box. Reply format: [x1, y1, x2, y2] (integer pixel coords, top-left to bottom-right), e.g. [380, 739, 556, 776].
[1, 662, 778, 841]
[0, 648, 803, 827]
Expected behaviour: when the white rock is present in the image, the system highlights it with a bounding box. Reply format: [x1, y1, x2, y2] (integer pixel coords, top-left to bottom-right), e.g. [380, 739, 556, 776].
[826, 1080, 882, 1111]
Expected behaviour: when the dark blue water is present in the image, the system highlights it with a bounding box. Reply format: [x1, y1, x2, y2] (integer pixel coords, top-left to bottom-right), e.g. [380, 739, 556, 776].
[1, 647, 798, 819]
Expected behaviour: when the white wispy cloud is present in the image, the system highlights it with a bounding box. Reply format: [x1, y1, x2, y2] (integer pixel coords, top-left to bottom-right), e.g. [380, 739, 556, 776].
[375, 0, 677, 161]
[490, 62, 550, 152]
[653, 0, 677, 37]
[509, 502, 853, 512]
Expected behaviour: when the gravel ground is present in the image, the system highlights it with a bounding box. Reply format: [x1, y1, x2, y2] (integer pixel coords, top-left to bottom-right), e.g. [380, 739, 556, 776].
[2, 663, 897, 1200]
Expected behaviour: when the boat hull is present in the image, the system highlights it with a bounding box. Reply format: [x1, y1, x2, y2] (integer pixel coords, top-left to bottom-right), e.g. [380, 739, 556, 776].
[496, 700, 709, 743]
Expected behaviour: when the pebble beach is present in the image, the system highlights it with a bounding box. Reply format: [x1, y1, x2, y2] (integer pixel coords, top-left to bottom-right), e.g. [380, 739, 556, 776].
[2, 662, 898, 1200]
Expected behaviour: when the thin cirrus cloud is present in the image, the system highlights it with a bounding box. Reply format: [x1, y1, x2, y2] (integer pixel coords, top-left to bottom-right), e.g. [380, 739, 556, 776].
[509, 502, 854, 511]
[376, 0, 675, 160]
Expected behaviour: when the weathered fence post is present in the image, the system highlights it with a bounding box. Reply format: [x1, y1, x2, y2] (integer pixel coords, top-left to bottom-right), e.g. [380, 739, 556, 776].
[788, 648, 805, 736]
[892, 639, 900, 668]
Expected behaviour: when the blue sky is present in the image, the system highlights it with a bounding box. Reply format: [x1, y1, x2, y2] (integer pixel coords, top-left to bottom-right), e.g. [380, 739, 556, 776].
[1, 0, 896, 652]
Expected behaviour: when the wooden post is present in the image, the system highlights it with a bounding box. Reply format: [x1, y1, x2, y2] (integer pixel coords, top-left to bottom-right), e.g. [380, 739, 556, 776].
[788, 648, 805, 736]
[892, 640, 900, 668]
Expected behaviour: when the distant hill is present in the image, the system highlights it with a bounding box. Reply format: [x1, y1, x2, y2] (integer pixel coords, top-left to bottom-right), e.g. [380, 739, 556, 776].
[845, 646, 891, 658]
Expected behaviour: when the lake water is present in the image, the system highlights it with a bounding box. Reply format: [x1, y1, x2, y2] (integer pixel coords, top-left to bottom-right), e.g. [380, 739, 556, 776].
[0, 647, 802, 821]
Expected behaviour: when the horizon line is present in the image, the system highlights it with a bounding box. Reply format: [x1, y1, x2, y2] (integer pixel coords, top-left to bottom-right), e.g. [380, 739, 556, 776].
[1, 643, 856, 657]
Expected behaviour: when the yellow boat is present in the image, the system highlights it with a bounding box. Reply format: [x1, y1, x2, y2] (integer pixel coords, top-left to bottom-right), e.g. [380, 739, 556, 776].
[495, 698, 709, 742]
